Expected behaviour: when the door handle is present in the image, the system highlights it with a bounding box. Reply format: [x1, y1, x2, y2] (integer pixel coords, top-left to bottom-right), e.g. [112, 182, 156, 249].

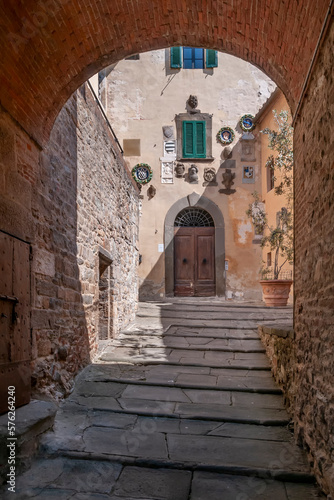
[183, 258, 187, 263]
[203, 258, 207, 264]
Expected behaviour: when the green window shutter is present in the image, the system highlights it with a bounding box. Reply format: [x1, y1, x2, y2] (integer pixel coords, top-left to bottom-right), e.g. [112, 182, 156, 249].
[183, 121, 194, 157]
[182, 121, 206, 158]
[206, 49, 218, 68]
[170, 47, 182, 68]
[195, 121, 206, 157]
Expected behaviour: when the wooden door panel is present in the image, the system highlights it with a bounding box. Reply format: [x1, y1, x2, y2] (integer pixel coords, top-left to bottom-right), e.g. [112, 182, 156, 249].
[174, 226, 215, 297]
[196, 235, 215, 281]
[174, 229, 195, 296]
[195, 227, 215, 296]
[0, 232, 31, 414]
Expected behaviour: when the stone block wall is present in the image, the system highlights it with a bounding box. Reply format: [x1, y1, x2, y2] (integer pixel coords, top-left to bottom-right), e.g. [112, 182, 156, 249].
[258, 21, 334, 497]
[258, 325, 296, 415]
[0, 83, 139, 401]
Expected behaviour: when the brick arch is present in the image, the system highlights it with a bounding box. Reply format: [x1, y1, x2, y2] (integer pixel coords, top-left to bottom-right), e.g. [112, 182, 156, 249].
[0, 0, 330, 146]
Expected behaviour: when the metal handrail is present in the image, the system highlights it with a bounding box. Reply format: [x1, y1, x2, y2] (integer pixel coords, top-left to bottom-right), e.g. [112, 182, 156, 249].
[86, 80, 124, 155]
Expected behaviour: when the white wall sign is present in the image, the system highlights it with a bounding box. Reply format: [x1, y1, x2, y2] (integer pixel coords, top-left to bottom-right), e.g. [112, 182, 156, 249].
[158, 244, 164, 252]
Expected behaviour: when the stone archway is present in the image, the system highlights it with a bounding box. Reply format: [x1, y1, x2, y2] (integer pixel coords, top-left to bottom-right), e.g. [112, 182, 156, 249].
[0, 2, 333, 493]
[165, 193, 225, 296]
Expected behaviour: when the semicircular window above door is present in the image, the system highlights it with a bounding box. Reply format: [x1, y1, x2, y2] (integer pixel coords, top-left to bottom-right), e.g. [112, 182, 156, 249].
[174, 207, 214, 227]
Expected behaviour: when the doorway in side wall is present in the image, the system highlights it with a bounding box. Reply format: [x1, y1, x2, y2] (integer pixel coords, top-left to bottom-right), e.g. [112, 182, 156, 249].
[98, 249, 114, 340]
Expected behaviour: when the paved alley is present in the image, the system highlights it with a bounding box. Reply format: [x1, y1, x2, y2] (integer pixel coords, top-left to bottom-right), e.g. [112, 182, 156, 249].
[2, 301, 325, 499]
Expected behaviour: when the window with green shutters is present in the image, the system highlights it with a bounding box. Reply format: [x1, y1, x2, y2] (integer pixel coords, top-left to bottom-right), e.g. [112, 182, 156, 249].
[182, 121, 206, 158]
[206, 49, 218, 68]
[170, 47, 218, 69]
[170, 47, 182, 68]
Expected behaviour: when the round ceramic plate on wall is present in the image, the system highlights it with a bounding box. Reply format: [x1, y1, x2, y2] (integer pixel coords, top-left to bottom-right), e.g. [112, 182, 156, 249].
[131, 163, 153, 184]
[217, 127, 235, 145]
[240, 114, 255, 132]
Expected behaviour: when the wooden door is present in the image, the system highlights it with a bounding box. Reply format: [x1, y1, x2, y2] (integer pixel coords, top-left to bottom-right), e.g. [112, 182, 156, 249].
[0, 232, 31, 414]
[174, 227, 215, 296]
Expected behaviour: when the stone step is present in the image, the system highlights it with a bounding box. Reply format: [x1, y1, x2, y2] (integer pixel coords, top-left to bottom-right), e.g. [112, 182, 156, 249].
[99, 348, 271, 369]
[123, 326, 261, 339]
[38, 404, 308, 483]
[47, 426, 312, 482]
[132, 317, 293, 330]
[68, 394, 290, 425]
[3, 457, 323, 500]
[78, 364, 280, 393]
[112, 335, 266, 352]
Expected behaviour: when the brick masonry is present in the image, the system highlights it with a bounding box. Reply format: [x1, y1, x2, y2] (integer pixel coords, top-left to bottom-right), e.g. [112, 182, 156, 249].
[0, 83, 139, 400]
[258, 21, 334, 496]
[293, 19, 334, 496]
[0, 0, 329, 145]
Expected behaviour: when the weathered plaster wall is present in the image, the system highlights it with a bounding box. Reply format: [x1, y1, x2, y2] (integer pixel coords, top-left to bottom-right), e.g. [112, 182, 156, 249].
[0, 83, 139, 400]
[257, 91, 294, 303]
[292, 20, 334, 496]
[103, 50, 276, 300]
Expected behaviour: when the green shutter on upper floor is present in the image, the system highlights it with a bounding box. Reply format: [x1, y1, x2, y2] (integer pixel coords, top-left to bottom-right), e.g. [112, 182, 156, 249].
[195, 122, 206, 157]
[206, 49, 218, 68]
[170, 47, 182, 68]
[183, 121, 195, 157]
[182, 121, 206, 158]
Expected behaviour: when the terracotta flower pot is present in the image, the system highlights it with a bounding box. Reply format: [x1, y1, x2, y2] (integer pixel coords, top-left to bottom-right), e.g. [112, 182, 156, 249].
[259, 279, 293, 307]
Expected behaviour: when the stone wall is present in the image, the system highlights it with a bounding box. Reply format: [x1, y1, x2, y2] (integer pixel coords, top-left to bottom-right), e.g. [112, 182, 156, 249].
[293, 20, 334, 496]
[0, 83, 139, 401]
[258, 325, 296, 415]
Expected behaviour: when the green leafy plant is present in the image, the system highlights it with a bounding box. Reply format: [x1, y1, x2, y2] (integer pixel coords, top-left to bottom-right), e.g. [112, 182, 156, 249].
[247, 110, 294, 280]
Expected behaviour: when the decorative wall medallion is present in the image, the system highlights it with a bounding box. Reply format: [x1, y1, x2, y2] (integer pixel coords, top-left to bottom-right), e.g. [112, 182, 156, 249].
[188, 164, 199, 184]
[203, 167, 218, 186]
[219, 168, 236, 194]
[217, 127, 235, 145]
[132, 163, 153, 184]
[242, 166, 255, 183]
[175, 162, 185, 178]
[161, 161, 174, 184]
[240, 114, 255, 132]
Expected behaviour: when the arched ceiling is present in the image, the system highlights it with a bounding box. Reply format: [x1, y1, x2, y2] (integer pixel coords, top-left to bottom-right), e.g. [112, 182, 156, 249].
[0, 0, 330, 145]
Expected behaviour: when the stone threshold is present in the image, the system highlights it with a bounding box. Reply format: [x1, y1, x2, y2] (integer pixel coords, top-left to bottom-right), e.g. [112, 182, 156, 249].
[0, 399, 57, 484]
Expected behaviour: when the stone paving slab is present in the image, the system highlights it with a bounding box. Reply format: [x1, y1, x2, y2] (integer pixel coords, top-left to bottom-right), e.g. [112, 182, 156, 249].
[83, 426, 169, 459]
[167, 434, 311, 477]
[111, 466, 192, 500]
[190, 471, 324, 500]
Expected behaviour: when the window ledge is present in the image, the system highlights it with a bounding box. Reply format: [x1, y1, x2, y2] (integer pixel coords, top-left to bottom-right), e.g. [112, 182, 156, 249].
[178, 157, 215, 162]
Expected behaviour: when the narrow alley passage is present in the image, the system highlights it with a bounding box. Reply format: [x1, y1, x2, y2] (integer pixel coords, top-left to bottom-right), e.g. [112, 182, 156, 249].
[2, 301, 325, 499]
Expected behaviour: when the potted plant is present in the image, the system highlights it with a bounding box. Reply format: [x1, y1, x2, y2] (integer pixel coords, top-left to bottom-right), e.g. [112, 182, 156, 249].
[247, 110, 294, 306]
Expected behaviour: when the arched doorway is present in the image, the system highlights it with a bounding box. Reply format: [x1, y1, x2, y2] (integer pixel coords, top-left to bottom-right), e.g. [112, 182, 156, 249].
[174, 207, 215, 296]
[164, 193, 225, 297]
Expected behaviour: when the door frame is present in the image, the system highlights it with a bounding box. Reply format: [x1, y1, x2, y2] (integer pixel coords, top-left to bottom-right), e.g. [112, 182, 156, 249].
[164, 193, 225, 296]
